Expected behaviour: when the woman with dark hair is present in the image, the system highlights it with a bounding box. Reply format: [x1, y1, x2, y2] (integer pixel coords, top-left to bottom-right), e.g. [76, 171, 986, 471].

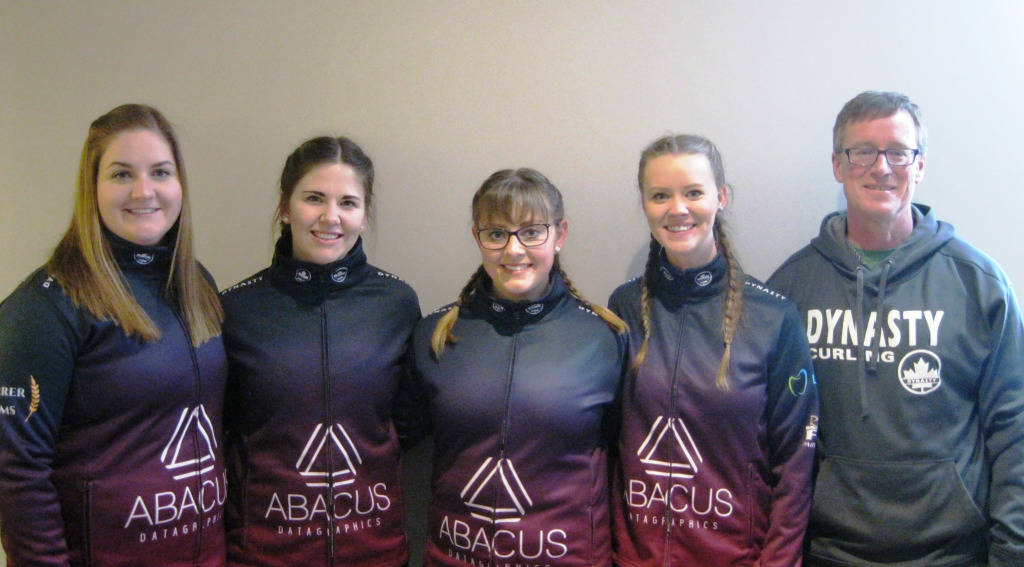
[220, 136, 421, 566]
[413, 168, 627, 566]
[609, 135, 818, 566]
[0, 103, 227, 565]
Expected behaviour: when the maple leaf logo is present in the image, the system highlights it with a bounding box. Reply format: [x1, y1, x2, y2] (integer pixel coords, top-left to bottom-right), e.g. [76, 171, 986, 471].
[902, 357, 938, 380]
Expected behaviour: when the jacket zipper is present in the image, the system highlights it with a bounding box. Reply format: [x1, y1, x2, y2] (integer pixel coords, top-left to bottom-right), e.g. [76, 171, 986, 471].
[491, 333, 519, 566]
[173, 309, 205, 566]
[320, 304, 336, 565]
[663, 307, 687, 567]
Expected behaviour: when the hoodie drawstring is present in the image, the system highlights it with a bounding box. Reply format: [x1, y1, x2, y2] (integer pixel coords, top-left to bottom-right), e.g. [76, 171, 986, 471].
[855, 267, 869, 419]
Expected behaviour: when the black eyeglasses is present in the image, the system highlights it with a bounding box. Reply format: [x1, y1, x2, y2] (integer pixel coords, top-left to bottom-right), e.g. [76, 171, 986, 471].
[475, 224, 552, 250]
[843, 148, 920, 167]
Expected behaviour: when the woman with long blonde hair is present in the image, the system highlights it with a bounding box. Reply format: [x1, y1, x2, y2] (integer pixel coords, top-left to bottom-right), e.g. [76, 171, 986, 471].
[609, 134, 818, 566]
[413, 168, 627, 566]
[0, 104, 226, 566]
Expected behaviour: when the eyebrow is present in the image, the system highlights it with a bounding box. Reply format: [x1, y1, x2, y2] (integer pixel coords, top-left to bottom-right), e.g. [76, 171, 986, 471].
[300, 189, 362, 200]
[104, 160, 175, 169]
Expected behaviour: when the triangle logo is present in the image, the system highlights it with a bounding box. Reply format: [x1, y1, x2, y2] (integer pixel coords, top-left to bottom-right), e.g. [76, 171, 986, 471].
[637, 415, 703, 479]
[460, 457, 533, 524]
[295, 423, 364, 487]
[160, 405, 218, 481]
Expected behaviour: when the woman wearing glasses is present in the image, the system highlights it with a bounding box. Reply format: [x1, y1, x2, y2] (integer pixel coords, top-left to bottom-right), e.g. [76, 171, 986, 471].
[412, 168, 627, 566]
[220, 136, 421, 566]
[0, 104, 226, 565]
[608, 135, 818, 566]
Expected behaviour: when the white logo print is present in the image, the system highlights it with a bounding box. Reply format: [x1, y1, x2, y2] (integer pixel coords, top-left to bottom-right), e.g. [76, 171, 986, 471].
[659, 266, 674, 281]
[695, 271, 713, 286]
[491, 302, 506, 313]
[637, 416, 703, 479]
[294, 268, 311, 282]
[160, 405, 218, 481]
[461, 457, 533, 523]
[525, 303, 544, 315]
[331, 267, 348, 283]
[296, 423, 363, 487]
[898, 349, 942, 395]
[134, 252, 154, 265]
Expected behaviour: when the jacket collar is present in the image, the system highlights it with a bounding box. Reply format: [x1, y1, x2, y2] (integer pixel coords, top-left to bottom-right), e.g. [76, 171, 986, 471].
[105, 227, 173, 276]
[650, 247, 727, 310]
[466, 271, 569, 335]
[268, 233, 371, 304]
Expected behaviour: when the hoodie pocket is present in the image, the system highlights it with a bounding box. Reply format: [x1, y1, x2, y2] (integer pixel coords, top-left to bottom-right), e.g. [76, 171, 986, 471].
[810, 455, 986, 561]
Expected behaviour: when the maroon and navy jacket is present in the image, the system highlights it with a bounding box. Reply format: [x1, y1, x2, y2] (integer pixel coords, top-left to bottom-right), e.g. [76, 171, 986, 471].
[412, 273, 628, 567]
[608, 252, 818, 567]
[0, 233, 228, 566]
[220, 236, 421, 567]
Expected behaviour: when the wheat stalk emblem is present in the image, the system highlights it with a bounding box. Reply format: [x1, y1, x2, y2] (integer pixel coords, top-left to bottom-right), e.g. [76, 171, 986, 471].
[24, 376, 39, 422]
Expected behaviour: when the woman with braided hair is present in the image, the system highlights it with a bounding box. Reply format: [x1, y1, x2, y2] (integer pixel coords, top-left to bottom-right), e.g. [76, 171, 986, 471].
[412, 168, 628, 566]
[608, 135, 818, 566]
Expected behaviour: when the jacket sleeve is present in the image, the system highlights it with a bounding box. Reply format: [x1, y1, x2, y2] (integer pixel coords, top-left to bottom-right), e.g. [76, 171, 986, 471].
[759, 303, 819, 567]
[0, 282, 80, 566]
[392, 293, 427, 451]
[978, 280, 1024, 567]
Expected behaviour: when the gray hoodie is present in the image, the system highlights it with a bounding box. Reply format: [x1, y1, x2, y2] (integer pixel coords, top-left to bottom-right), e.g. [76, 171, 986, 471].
[769, 204, 1024, 567]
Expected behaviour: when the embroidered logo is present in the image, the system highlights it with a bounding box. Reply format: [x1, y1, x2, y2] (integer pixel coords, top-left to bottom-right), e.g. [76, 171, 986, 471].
[491, 302, 506, 313]
[695, 271, 713, 287]
[331, 267, 348, 284]
[160, 405, 218, 481]
[525, 303, 544, 315]
[788, 368, 811, 396]
[898, 349, 942, 395]
[294, 268, 311, 283]
[637, 416, 702, 479]
[295, 423, 363, 487]
[134, 252, 155, 265]
[461, 457, 532, 523]
[24, 376, 39, 422]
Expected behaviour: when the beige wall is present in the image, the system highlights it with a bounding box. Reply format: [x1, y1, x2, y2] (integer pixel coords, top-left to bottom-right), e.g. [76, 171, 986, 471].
[3, 1, 1024, 564]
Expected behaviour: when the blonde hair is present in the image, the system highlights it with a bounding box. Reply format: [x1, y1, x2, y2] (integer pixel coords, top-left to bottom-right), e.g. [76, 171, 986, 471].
[46, 104, 222, 346]
[634, 135, 744, 390]
[431, 168, 625, 357]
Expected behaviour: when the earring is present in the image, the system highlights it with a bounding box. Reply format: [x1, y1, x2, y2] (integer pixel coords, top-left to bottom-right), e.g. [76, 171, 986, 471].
[282, 215, 290, 223]
[555, 246, 561, 253]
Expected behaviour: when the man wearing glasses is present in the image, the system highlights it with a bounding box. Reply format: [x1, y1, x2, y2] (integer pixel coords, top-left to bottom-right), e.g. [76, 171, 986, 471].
[769, 91, 1024, 566]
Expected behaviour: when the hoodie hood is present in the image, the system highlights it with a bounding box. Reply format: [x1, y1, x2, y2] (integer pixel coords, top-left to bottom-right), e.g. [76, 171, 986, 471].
[811, 204, 955, 290]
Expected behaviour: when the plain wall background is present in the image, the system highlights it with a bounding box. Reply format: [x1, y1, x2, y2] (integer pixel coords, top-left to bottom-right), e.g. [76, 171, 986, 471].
[2, 1, 1023, 564]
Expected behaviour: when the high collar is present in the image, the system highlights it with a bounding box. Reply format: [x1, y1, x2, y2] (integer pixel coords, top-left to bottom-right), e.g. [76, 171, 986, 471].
[104, 227, 174, 276]
[268, 233, 371, 304]
[650, 248, 728, 310]
[466, 270, 569, 335]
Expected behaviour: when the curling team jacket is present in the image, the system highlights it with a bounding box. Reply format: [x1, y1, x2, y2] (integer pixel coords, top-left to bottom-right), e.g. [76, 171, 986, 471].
[0, 233, 228, 566]
[609, 253, 818, 567]
[220, 236, 421, 567]
[412, 273, 628, 567]
[768, 204, 1024, 567]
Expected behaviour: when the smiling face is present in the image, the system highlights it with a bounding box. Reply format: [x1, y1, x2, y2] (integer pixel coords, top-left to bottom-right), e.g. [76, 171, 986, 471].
[833, 110, 925, 230]
[641, 153, 727, 270]
[283, 162, 366, 264]
[475, 214, 568, 302]
[96, 129, 183, 246]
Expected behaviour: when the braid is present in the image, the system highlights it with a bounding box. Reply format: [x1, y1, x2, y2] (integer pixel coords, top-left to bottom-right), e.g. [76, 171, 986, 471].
[632, 237, 660, 372]
[555, 261, 627, 335]
[714, 220, 745, 391]
[431, 266, 487, 359]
